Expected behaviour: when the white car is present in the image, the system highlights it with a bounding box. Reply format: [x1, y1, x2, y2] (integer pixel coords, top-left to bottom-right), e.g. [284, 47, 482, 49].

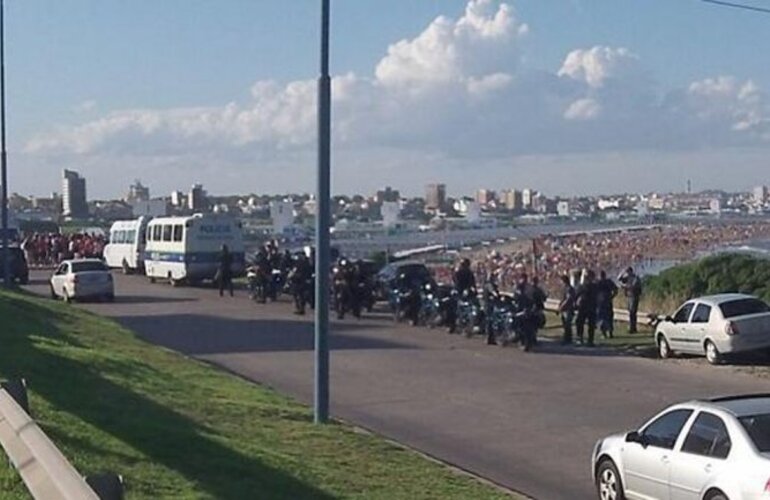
[50, 259, 115, 302]
[592, 394, 770, 500]
[655, 294, 770, 365]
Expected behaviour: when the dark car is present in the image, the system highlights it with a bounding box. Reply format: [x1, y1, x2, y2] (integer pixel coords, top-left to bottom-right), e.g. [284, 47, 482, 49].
[3, 246, 29, 284]
[375, 261, 432, 300]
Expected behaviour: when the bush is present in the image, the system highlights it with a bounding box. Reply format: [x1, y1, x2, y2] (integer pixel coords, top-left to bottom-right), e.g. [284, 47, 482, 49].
[644, 254, 770, 309]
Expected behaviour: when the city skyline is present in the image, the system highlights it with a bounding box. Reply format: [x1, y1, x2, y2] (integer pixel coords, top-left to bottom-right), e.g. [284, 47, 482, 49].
[4, 0, 770, 197]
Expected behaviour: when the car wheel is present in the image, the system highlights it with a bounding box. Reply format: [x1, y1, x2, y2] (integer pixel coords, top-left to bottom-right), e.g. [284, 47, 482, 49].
[19, 275, 29, 285]
[104, 293, 115, 303]
[596, 459, 625, 500]
[149, 276, 156, 284]
[704, 490, 728, 500]
[49, 285, 57, 300]
[705, 340, 722, 365]
[63, 288, 72, 303]
[657, 334, 672, 359]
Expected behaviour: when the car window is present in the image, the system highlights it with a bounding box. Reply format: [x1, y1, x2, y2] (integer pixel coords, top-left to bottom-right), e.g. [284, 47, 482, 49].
[642, 409, 693, 449]
[55, 264, 67, 275]
[71, 261, 109, 273]
[691, 304, 712, 324]
[162, 225, 173, 242]
[720, 299, 770, 319]
[739, 413, 770, 452]
[673, 303, 695, 323]
[152, 225, 162, 241]
[173, 225, 184, 242]
[681, 412, 731, 459]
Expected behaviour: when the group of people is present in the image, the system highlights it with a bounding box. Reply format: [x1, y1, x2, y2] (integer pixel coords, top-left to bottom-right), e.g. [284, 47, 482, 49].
[557, 266, 643, 347]
[20, 232, 105, 267]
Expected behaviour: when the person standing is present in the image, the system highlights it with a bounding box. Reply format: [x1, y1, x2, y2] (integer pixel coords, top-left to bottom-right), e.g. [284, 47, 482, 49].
[558, 274, 576, 345]
[619, 266, 643, 333]
[218, 244, 234, 298]
[575, 269, 598, 347]
[596, 270, 618, 339]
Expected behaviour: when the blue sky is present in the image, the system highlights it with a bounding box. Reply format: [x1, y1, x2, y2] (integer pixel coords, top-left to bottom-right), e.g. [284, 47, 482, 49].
[6, 0, 770, 197]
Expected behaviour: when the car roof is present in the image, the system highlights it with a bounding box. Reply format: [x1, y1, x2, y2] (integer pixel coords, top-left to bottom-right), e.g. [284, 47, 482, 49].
[693, 394, 770, 417]
[61, 258, 106, 265]
[687, 293, 756, 306]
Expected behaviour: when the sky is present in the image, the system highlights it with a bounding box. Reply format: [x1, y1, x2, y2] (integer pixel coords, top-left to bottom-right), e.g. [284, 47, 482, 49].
[5, 0, 770, 198]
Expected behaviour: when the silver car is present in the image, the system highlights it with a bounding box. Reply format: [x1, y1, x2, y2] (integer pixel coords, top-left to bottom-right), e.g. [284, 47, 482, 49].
[655, 294, 770, 365]
[50, 259, 115, 302]
[592, 394, 770, 500]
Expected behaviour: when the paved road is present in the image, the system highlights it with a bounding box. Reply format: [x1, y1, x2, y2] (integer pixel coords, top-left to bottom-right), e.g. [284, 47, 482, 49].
[25, 271, 770, 499]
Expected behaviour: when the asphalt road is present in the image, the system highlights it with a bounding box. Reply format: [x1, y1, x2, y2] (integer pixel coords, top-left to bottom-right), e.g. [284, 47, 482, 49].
[24, 271, 770, 500]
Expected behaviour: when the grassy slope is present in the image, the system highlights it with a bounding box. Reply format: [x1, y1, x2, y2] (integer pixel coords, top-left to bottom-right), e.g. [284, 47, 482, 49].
[0, 290, 512, 500]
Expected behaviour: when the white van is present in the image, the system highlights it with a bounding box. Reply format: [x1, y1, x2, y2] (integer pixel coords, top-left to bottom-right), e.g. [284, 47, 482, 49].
[144, 214, 245, 285]
[104, 216, 151, 273]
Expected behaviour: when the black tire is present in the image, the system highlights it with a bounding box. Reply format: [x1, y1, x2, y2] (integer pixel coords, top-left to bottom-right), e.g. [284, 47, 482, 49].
[104, 293, 115, 303]
[149, 276, 156, 284]
[19, 275, 29, 285]
[657, 334, 672, 359]
[49, 285, 57, 300]
[705, 340, 723, 365]
[596, 459, 625, 500]
[63, 288, 72, 304]
[704, 490, 728, 500]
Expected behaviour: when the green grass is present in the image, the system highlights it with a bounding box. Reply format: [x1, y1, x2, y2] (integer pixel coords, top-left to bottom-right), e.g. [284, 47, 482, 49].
[540, 312, 655, 354]
[0, 290, 513, 500]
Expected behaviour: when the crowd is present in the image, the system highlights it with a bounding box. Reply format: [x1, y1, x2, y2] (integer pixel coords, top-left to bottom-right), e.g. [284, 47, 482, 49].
[20, 233, 106, 267]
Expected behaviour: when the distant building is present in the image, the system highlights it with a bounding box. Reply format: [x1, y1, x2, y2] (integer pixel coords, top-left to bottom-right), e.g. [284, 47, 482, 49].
[380, 201, 400, 228]
[753, 185, 768, 205]
[126, 180, 150, 204]
[374, 186, 400, 204]
[709, 198, 722, 215]
[557, 201, 570, 217]
[132, 199, 167, 218]
[270, 200, 295, 234]
[170, 190, 185, 207]
[500, 189, 523, 212]
[425, 183, 446, 210]
[62, 169, 88, 219]
[188, 184, 207, 211]
[522, 188, 534, 209]
[475, 189, 496, 206]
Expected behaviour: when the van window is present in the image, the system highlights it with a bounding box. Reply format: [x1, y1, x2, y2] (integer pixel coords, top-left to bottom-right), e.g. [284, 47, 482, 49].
[162, 225, 173, 242]
[127, 230, 136, 244]
[117, 230, 127, 244]
[173, 225, 184, 242]
[147, 227, 153, 242]
[152, 225, 162, 241]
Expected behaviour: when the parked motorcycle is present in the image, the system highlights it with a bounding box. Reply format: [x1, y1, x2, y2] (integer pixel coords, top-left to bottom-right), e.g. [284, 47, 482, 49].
[456, 289, 483, 337]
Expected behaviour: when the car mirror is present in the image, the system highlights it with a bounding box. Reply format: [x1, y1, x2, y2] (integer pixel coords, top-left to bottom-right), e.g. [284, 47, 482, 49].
[625, 431, 646, 447]
[665, 315, 675, 323]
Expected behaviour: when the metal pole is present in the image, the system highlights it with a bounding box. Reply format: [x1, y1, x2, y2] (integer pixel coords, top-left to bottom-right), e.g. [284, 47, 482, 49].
[314, 0, 331, 424]
[0, 0, 10, 289]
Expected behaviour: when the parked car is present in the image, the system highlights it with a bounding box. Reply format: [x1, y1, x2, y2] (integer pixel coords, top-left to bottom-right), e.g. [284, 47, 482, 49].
[592, 394, 770, 500]
[375, 261, 432, 300]
[50, 259, 114, 302]
[655, 294, 770, 364]
[6, 246, 29, 284]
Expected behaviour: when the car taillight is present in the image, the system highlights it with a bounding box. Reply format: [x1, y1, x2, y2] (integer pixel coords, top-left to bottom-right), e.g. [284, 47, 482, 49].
[725, 321, 740, 335]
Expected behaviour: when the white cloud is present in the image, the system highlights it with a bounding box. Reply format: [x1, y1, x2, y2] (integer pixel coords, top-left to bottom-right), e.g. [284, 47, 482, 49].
[23, 0, 770, 195]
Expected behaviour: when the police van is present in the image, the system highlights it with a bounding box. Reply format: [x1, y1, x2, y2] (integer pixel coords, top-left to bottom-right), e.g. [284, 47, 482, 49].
[144, 214, 245, 285]
[104, 216, 151, 273]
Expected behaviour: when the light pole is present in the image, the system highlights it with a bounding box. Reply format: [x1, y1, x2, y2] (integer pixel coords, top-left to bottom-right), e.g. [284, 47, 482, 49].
[314, 0, 331, 424]
[0, 0, 10, 289]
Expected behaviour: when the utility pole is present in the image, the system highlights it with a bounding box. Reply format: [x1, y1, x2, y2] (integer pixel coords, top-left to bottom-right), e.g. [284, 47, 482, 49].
[0, 0, 10, 289]
[314, 0, 331, 424]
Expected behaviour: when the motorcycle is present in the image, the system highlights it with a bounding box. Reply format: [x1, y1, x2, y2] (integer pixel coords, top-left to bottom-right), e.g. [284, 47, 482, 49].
[390, 286, 420, 324]
[486, 294, 526, 346]
[417, 283, 453, 328]
[247, 265, 270, 303]
[456, 289, 483, 337]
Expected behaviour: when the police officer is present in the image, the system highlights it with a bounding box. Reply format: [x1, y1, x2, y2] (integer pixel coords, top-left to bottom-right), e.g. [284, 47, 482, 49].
[558, 274, 576, 345]
[217, 244, 234, 297]
[448, 258, 477, 333]
[513, 273, 538, 352]
[596, 270, 619, 339]
[288, 252, 311, 315]
[483, 271, 501, 345]
[619, 266, 643, 334]
[575, 269, 598, 347]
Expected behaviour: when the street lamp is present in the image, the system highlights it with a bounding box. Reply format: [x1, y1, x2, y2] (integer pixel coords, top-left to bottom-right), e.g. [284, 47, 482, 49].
[0, 0, 10, 289]
[314, 0, 331, 424]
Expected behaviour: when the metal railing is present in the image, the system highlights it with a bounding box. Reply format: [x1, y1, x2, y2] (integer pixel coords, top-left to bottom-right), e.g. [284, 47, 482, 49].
[0, 379, 123, 500]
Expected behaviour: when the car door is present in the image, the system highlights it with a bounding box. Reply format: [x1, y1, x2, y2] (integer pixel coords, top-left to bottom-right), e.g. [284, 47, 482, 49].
[669, 412, 732, 500]
[622, 409, 694, 500]
[686, 304, 712, 355]
[668, 303, 695, 352]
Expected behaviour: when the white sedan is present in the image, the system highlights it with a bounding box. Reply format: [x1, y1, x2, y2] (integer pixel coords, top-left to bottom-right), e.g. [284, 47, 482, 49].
[655, 294, 770, 364]
[50, 259, 115, 302]
[592, 395, 770, 500]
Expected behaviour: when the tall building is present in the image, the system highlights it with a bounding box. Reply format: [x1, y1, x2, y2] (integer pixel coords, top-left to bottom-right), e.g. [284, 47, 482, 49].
[522, 188, 535, 209]
[425, 183, 446, 210]
[374, 186, 400, 204]
[170, 190, 185, 207]
[753, 185, 768, 205]
[62, 169, 88, 219]
[500, 189, 522, 212]
[475, 189, 496, 206]
[188, 184, 207, 211]
[126, 180, 150, 203]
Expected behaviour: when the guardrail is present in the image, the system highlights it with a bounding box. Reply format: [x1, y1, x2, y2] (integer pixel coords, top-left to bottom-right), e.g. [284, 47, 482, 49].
[0, 379, 123, 500]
